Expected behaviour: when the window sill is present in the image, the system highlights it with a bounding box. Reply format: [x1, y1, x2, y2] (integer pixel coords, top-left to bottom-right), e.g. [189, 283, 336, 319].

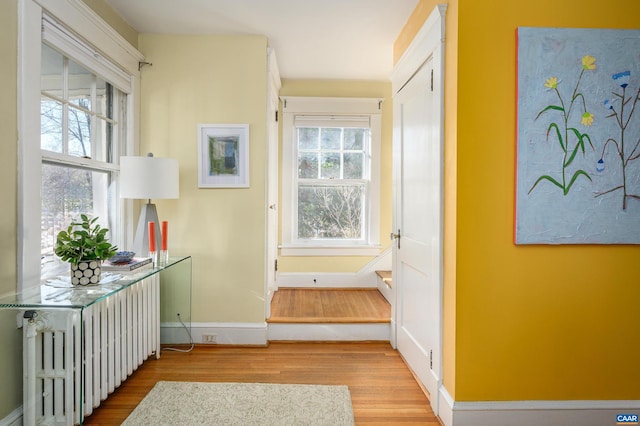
[279, 245, 382, 257]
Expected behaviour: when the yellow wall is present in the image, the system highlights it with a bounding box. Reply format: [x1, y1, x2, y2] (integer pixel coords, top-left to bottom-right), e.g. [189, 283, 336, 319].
[0, 0, 26, 418]
[397, 0, 640, 402]
[277, 79, 393, 273]
[138, 34, 269, 323]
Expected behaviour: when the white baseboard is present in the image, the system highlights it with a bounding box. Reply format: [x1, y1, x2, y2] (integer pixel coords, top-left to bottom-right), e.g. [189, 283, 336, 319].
[276, 272, 373, 288]
[438, 385, 454, 426]
[163, 321, 389, 344]
[0, 406, 22, 426]
[268, 323, 390, 341]
[170, 322, 268, 346]
[437, 385, 640, 426]
[276, 247, 392, 289]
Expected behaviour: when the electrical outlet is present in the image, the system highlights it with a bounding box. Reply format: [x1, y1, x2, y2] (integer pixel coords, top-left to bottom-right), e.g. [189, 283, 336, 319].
[202, 334, 217, 344]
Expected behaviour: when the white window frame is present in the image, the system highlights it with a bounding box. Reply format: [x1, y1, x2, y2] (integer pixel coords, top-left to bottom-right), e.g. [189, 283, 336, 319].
[18, 0, 144, 291]
[281, 97, 382, 256]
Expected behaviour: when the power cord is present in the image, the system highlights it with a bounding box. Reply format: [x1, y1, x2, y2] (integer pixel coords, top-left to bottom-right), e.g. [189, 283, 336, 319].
[161, 312, 195, 353]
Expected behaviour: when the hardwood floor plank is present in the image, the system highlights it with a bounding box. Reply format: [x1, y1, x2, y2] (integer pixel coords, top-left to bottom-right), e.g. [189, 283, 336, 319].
[269, 288, 391, 323]
[82, 342, 440, 425]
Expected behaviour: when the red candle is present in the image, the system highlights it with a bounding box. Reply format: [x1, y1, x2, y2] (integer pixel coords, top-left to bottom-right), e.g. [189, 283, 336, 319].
[148, 221, 156, 253]
[161, 221, 168, 251]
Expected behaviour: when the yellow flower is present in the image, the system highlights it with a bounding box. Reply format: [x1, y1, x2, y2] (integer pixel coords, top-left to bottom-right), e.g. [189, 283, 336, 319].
[581, 112, 594, 126]
[544, 77, 558, 89]
[582, 55, 596, 70]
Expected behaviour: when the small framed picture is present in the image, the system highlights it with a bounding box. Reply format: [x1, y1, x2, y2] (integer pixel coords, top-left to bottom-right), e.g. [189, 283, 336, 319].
[197, 124, 250, 188]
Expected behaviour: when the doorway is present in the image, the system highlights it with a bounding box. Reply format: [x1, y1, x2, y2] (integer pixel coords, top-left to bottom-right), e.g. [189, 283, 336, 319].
[391, 4, 446, 415]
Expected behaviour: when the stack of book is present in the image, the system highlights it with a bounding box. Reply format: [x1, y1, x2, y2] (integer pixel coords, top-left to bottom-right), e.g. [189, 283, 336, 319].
[102, 257, 153, 271]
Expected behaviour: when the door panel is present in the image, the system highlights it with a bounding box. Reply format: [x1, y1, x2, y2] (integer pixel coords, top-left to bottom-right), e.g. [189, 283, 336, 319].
[393, 58, 442, 412]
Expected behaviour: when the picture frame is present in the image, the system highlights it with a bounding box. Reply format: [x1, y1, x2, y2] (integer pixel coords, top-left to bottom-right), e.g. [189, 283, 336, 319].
[197, 124, 250, 188]
[515, 27, 640, 244]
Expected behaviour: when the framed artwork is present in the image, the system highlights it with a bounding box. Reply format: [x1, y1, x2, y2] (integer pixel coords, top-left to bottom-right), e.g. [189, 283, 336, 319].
[515, 27, 640, 244]
[197, 124, 250, 188]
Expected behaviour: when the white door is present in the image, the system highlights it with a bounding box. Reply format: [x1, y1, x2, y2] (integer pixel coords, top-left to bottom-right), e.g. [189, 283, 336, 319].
[392, 58, 443, 413]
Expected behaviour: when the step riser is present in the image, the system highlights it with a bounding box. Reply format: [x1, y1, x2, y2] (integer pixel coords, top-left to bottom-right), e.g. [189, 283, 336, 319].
[268, 323, 390, 341]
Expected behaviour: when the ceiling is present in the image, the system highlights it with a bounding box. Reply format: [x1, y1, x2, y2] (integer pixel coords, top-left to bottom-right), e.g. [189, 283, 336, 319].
[104, 0, 419, 80]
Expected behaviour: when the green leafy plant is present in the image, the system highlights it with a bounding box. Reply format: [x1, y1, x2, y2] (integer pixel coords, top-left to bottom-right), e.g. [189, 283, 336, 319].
[529, 55, 596, 195]
[54, 214, 118, 264]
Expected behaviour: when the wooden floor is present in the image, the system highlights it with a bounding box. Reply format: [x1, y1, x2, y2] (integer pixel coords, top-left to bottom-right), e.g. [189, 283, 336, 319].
[82, 342, 440, 425]
[268, 288, 391, 323]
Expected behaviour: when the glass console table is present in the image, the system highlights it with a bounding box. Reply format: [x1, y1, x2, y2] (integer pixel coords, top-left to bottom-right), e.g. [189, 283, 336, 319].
[0, 256, 191, 426]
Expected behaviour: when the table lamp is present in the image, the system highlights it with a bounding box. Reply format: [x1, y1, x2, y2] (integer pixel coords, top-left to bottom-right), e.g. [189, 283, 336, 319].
[120, 153, 179, 256]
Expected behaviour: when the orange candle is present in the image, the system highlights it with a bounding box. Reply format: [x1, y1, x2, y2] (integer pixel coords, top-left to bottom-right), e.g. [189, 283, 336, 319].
[148, 221, 156, 253]
[161, 221, 168, 251]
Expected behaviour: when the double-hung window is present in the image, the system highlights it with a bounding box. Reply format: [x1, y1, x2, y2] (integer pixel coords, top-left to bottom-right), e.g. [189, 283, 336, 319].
[40, 41, 125, 262]
[18, 2, 143, 288]
[281, 97, 382, 256]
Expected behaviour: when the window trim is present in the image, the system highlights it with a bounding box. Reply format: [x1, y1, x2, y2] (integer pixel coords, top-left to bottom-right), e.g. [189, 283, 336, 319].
[280, 97, 382, 256]
[18, 0, 143, 291]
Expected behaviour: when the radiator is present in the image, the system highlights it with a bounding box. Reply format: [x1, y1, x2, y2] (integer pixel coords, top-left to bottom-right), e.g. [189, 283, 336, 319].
[22, 274, 160, 425]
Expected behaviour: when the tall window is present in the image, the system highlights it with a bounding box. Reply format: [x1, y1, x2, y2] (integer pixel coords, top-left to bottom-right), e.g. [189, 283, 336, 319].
[40, 43, 125, 260]
[17, 3, 143, 289]
[296, 124, 369, 241]
[281, 97, 381, 256]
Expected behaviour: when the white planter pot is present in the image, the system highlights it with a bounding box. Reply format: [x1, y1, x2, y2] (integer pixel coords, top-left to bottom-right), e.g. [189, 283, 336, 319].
[70, 260, 102, 286]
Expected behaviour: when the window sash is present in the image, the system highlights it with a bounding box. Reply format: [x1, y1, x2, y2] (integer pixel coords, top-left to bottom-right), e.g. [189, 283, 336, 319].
[294, 124, 370, 244]
[19, 0, 142, 291]
[39, 41, 125, 264]
[42, 13, 133, 94]
[295, 181, 368, 242]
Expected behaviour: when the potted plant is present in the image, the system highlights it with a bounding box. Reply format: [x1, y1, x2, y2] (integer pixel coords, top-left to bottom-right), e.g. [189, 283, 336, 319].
[54, 214, 118, 286]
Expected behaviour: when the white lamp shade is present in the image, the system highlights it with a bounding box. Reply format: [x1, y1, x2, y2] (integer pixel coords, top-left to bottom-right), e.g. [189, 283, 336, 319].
[120, 156, 179, 199]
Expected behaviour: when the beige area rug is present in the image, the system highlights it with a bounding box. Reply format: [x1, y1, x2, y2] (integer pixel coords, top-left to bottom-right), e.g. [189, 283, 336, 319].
[122, 381, 355, 425]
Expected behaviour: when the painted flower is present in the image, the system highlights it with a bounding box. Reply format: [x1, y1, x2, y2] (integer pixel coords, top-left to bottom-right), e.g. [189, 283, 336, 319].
[582, 55, 596, 70]
[612, 70, 630, 88]
[581, 112, 594, 126]
[604, 99, 613, 110]
[596, 159, 605, 172]
[544, 77, 558, 89]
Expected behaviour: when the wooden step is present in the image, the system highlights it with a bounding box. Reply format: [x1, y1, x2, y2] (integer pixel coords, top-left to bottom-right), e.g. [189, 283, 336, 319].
[268, 288, 390, 324]
[375, 270, 392, 288]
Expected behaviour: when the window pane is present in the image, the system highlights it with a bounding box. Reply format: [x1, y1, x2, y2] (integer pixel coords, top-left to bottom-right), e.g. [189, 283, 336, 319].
[94, 117, 111, 162]
[41, 44, 63, 98]
[298, 128, 319, 150]
[298, 185, 364, 239]
[344, 128, 365, 150]
[41, 99, 63, 152]
[344, 153, 364, 179]
[68, 59, 93, 111]
[41, 163, 113, 256]
[68, 105, 92, 158]
[95, 78, 109, 117]
[321, 128, 341, 150]
[320, 152, 340, 179]
[298, 152, 318, 178]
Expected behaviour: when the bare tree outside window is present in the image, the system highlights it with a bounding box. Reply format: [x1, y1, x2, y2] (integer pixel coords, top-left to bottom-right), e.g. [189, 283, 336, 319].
[40, 43, 119, 257]
[296, 127, 368, 241]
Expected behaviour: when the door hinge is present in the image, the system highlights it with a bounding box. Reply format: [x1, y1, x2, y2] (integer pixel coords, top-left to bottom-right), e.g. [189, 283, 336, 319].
[274, 259, 278, 272]
[275, 110, 278, 122]
[429, 349, 433, 369]
[430, 69, 434, 92]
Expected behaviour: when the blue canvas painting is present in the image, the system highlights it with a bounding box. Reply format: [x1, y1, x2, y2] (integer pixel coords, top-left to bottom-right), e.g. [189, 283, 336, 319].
[516, 27, 640, 244]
